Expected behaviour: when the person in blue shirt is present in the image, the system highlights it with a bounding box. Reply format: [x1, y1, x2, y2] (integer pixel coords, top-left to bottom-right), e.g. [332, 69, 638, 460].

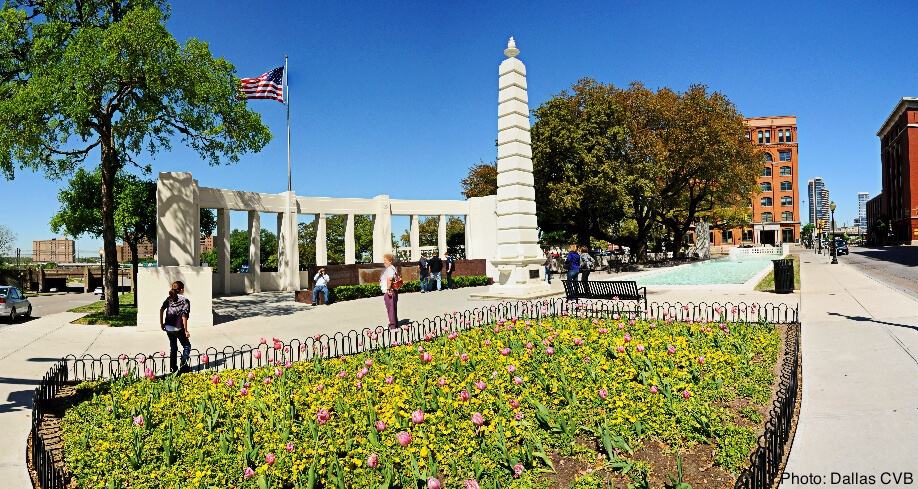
[565, 245, 581, 281]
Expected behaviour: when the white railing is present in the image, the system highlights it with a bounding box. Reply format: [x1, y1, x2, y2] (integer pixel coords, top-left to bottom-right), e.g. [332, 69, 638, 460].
[728, 244, 789, 260]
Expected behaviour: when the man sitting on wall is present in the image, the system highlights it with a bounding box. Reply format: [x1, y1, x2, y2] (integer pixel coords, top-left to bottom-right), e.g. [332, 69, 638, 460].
[312, 268, 330, 306]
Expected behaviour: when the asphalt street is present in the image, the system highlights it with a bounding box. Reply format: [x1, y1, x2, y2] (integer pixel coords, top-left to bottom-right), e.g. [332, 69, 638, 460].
[843, 246, 918, 301]
[0, 292, 98, 328]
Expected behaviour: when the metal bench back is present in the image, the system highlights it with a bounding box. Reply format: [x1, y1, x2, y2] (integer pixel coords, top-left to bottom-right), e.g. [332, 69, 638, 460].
[591, 280, 639, 299]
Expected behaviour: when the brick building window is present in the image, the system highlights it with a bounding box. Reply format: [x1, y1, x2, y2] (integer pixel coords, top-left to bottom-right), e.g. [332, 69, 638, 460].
[763, 152, 773, 162]
[762, 166, 772, 176]
[761, 197, 773, 207]
[742, 229, 754, 241]
[760, 182, 772, 191]
[778, 130, 785, 143]
[764, 130, 771, 143]
[782, 211, 794, 221]
[762, 212, 774, 223]
[779, 150, 791, 161]
[780, 166, 792, 176]
[781, 196, 793, 206]
[785, 129, 793, 142]
[780, 181, 792, 191]
[758, 131, 763, 144]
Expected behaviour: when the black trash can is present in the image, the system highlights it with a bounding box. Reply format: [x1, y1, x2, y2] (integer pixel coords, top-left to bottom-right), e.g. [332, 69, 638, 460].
[772, 259, 794, 293]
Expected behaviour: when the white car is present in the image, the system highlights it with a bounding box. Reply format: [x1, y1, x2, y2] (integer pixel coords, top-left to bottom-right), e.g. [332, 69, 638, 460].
[0, 286, 32, 323]
[93, 287, 103, 296]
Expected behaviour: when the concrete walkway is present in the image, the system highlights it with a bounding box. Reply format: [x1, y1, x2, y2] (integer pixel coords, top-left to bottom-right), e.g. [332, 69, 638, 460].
[782, 253, 918, 487]
[0, 279, 797, 488]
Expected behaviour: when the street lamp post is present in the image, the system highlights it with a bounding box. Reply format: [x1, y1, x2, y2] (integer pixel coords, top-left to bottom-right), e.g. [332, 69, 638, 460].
[830, 202, 838, 264]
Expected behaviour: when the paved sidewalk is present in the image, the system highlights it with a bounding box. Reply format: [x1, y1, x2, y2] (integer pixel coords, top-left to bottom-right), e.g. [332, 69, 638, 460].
[0, 282, 797, 487]
[782, 254, 918, 487]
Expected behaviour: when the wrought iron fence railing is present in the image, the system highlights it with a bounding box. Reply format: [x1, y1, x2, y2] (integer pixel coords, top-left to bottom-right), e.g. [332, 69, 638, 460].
[28, 298, 799, 489]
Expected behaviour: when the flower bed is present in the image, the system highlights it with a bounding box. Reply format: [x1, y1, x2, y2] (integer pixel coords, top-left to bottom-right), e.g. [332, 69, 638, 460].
[60, 314, 782, 488]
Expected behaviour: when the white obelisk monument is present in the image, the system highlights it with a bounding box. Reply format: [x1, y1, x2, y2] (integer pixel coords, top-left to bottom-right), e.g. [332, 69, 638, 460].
[477, 37, 553, 299]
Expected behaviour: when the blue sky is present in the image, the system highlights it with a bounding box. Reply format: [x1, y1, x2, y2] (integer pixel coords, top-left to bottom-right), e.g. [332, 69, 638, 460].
[2, 0, 914, 256]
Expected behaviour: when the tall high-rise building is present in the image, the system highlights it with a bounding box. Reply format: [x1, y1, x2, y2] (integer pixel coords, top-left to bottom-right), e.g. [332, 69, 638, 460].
[807, 177, 830, 229]
[856, 192, 870, 234]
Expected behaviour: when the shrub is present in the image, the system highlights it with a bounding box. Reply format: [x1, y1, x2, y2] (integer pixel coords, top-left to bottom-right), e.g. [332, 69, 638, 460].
[62, 315, 781, 488]
[332, 275, 490, 303]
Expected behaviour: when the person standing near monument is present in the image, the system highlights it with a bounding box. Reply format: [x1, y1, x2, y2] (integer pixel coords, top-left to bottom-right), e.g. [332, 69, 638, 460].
[428, 254, 443, 291]
[564, 245, 581, 281]
[444, 252, 455, 289]
[159, 281, 191, 374]
[579, 246, 594, 285]
[418, 254, 430, 293]
[381, 254, 400, 329]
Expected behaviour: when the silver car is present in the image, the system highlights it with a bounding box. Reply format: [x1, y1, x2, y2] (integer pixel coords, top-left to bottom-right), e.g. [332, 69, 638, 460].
[0, 286, 31, 323]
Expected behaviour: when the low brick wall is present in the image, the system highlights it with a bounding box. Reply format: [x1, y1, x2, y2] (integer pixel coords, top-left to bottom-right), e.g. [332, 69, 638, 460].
[303, 259, 486, 289]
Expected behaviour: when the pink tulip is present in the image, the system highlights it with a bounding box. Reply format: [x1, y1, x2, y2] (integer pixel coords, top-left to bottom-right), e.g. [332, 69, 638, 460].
[201, 354, 209, 363]
[396, 431, 412, 447]
[475, 380, 487, 391]
[247, 372, 255, 380]
[132, 415, 144, 427]
[239, 387, 248, 396]
[545, 347, 555, 356]
[136, 354, 146, 364]
[542, 338, 551, 346]
[574, 338, 584, 346]
[244, 467, 255, 479]
[357, 368, 368, 379]
[636, 344, 645, 353]
[514, 411, 523, 421]
[385, 376, 394, 384]
[697, 356, 705, 364]
[275, 367, 283, 377]
[375, 420, 386, 431]
[285, 442, 294, 452]
[411, 409, 425, 424]
[484, 340, 491, 346]
[623, 333, 631, 343]
[509, 398, 520, 409]
[464, 480, 481, 489]
[253, 350, 262, 360]
[526, 342, 534, 350]
[315, 383, 324, 392]
[424, 333, 433, 341]
[683, 390, 692, 399]
[259, 337, 267, 345]
[428, 477, 442, 489]
[459, 390, 471, 402]
[448, 332, 458, 340]
[616, 346, 625, 353]
[337, 370, 347, 378]
[507, 364, 516, 373]
[367, 453, 379, 468]
[421, 352, 432, 363]
[210, 374, 220, 384]
[513, 463, 524, 478]
[225, 378, 235, 387]
[118, 353, 128, 361]
[471, 412, 485, 427]
[513, 376, 523, 385]
[317, 408, 331, 425]
[437, 377, 447, 386]
[265, 453, 276, 465]
[460, 353, 469, 362]
[598, 328, 608, 334]
[598, 388, 608, 400]
[667, 345, 676, 355]
[144, 368, 154, 380]
[650, 385, 659, 394]
[629, 319, 636, 326]
[365, 359, 373, 367]
[500, 347, 511, 356]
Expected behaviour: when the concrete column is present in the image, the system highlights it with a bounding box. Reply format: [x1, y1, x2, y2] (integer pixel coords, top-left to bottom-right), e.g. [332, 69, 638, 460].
[156, 172, 199, 267]
[316, 213, 327, 266]
[278, 191, 300, 291]
[438, 214, 447, 257]
[372, 195, 393, 263]
[410, 214, 421, 261]
[247, 211, 261, 293]
[217, 208, 230, 295]
[345, 214, 356, 265]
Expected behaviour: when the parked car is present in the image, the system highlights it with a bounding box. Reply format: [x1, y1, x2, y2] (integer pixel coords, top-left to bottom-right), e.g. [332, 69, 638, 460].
[0, 286, 32, 323]
[834, 239, 849, 255]
[93, 287, 103, 296]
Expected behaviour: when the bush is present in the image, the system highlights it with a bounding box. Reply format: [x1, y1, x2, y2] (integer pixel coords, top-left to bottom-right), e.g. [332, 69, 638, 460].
[332, 275, 490, 302]
[62, 316, 781, 488]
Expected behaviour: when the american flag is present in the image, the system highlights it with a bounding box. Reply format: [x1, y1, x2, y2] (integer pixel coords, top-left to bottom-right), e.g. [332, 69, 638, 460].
[239, 66, 285, 102]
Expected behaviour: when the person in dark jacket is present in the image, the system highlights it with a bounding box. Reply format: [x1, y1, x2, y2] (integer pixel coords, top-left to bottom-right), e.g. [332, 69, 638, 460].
[428, 254, 443, 291]
[565, 245, 581, 281]
[445, 253, 455, 289]
[159, 281, 191, 373]
[418, 255, 430, 293]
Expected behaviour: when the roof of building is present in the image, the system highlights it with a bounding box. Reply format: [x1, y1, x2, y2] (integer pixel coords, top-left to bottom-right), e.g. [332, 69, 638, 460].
[744, 115, 797, 127]
[877, 97, 918, 138]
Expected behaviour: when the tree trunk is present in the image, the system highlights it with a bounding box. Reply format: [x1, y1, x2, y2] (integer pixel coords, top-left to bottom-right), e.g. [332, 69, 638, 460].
[100, 134, 120, 316]
[128, 237, 139, 308]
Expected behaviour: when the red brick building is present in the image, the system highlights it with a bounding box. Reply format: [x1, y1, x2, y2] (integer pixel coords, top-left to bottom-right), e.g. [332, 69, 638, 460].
[871, 98, 918, 244]
[710, 116, 800, 246]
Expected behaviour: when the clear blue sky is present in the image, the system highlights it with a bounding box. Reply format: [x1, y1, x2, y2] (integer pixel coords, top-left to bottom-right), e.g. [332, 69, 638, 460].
[2, 0, 914, 256]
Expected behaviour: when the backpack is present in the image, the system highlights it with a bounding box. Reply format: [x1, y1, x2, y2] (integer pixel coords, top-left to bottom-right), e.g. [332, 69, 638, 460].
[581, 253, 594, 271]
[391, 267, 404, 290]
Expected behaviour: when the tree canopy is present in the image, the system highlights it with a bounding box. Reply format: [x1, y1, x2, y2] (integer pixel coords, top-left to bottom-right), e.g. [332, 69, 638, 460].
[1, 0, 271, 314]
[460, 162, 497, 198]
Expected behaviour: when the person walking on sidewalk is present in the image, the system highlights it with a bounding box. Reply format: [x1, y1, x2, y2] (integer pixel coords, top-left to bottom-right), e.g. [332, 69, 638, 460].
[418, 254, 430, 293]
[428, 254, 444, 291]
[312, 268, 330, 305]
[565, 245, 581, 281]
[159, 281, 191, 374]
[543, 250, 554, 284]
[381, 254, 400, 329]
[579, 246, 595, 285]
[445, 253, 455, 289]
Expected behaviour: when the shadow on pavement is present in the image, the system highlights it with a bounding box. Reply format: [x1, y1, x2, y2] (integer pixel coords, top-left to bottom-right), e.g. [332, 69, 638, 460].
[827, 312, 918, 332]
[212, 292, 309, 325]
[851, 247, 918, 267]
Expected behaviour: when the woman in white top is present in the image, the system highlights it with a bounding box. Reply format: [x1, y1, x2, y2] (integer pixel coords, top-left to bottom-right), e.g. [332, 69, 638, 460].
[380, 253, 399, 328]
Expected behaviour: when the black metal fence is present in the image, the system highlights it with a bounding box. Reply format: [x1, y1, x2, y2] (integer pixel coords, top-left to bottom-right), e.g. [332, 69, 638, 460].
[29, 299, 799, 489]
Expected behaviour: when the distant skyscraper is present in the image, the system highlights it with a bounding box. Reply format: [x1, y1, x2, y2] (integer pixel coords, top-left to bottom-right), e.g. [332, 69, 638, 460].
[857, 192, 870, 234]
[807, 177, 829, 225]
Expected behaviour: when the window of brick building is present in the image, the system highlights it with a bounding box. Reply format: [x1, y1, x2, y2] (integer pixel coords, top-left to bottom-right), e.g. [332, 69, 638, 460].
[780, 166, 792, 176]
[780, 181, 792, 191]
[781, 196, 793, 206]
[761, 197, 773, 207]
[760, 182, 772, 191]
[779, 150, 791, 161]
[782, 211, 793, 221]
[762, 166, 772, 176]
[762, 212, 774, 223]
[764, 130, 771, 143]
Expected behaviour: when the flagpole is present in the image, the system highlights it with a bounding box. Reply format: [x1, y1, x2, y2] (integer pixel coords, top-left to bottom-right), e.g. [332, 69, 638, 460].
[285, 55, 291, 192]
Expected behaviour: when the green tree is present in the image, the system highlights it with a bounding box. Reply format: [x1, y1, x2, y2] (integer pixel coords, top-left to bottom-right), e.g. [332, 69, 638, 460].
[229, 228, 277, 273]
[300, 215, 375, 266]
[398, 216, 464, 255]
[461, 162, 497, 198]
[0, 224, 14, 264]
[801, 223, 815, 248]
[0, 1, 271, 315]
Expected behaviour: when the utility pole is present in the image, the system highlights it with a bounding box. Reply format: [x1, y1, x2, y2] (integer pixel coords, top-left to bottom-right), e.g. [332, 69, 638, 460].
[15, 248, 20, 268]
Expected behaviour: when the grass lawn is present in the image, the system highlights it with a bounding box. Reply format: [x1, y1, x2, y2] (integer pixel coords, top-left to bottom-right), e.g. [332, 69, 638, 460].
[755, 254, 800, 292]
[69, 292, 137, 327]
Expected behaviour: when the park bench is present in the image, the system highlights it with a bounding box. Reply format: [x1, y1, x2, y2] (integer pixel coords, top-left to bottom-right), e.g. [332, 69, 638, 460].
[561, 280, 647, 309]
